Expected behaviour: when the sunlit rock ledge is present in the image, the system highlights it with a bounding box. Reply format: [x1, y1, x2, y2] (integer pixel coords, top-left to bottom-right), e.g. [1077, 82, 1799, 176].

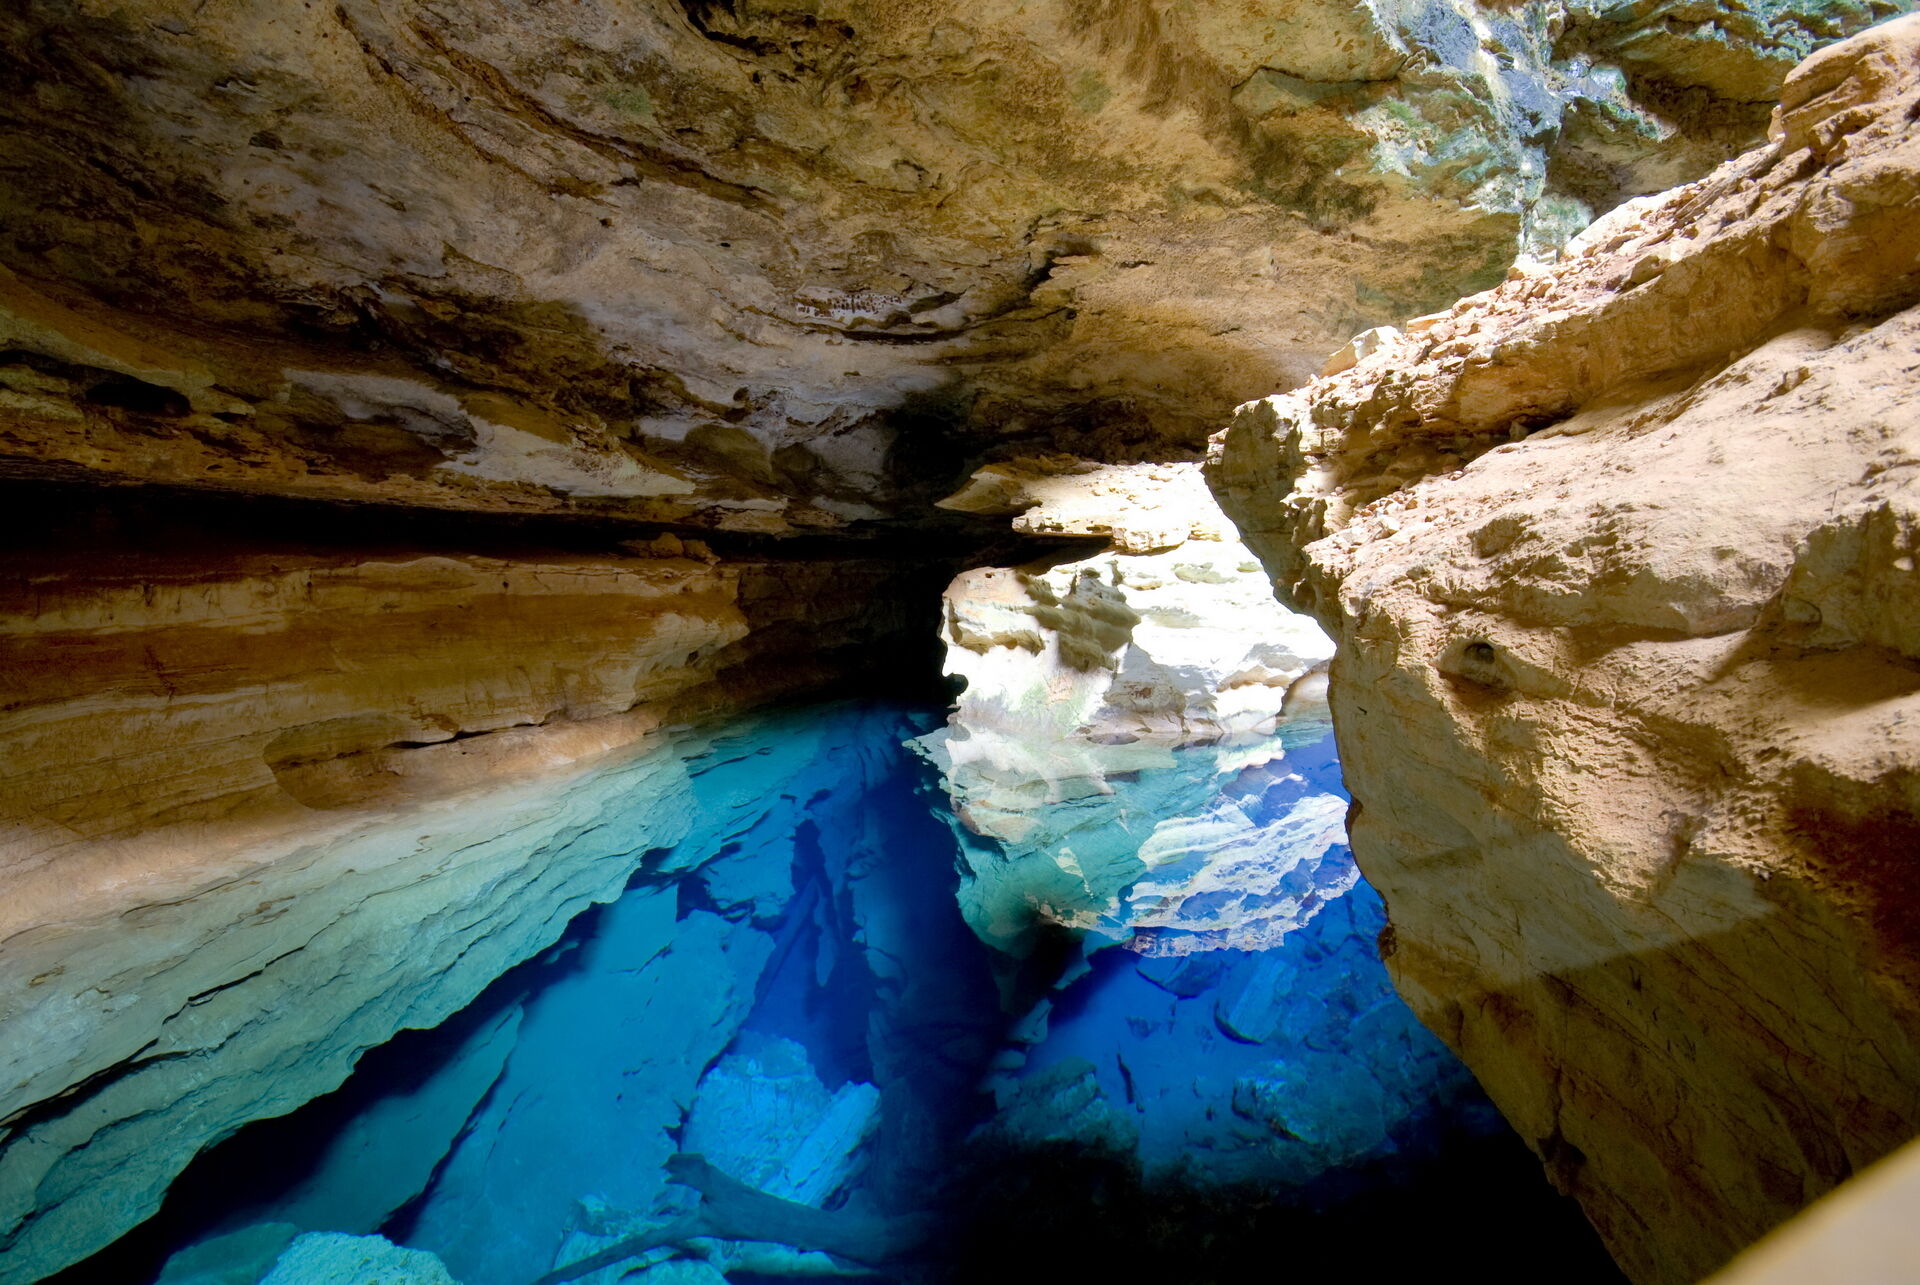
[1209, 16, 1920, 1282]
[6, 0, 1890, 511]
[915, 460, 1347, 958]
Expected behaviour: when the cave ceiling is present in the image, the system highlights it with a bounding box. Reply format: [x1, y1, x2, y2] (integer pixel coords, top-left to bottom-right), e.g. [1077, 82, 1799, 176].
[0, 0, 1896, 535]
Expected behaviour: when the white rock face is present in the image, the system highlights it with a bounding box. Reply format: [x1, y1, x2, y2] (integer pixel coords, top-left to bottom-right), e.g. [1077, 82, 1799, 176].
[1124, 787, 1357, 956]
[934, 460, 1334, 756]
[920, 461, 1344, 956]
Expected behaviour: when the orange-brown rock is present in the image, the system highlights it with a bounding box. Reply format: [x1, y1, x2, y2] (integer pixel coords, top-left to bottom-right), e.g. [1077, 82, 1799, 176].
[3, 0, 1895, 529]
[1210, 15, 1920, 1283]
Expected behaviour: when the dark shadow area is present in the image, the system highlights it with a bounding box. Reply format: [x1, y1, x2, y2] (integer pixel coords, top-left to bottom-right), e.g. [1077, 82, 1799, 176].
[936, 1132, 1627, 1285]
[0, 476, 1012, 562]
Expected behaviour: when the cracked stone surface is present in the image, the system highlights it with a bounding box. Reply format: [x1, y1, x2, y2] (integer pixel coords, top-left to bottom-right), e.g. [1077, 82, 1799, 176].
[1209, 16, 1920, 1282]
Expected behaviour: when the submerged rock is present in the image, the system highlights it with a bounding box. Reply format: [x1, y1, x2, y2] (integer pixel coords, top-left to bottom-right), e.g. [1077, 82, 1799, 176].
[0, 525, 934, 1285]
[683, 1037, 881, 1210]
[977, 1057, 1142, 1157]
[155, 1224, 301, 1285]
[265, 1008, 524, 1238]
[259, 1233, 459, 1285]
[1209, 15, 1920, 1282]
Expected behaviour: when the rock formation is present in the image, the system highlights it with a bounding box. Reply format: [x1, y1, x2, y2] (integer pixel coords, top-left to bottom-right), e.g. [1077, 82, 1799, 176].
[0, 519, 939, 1283]
[1, 0, 1898, 520]
[915, 460, 1341, 955]
[258, 1233, 459, 1285]
[1210, 15, 1920, 1282]
[0, 1, 1913, 1281]
[122, 704, 1003, 1285]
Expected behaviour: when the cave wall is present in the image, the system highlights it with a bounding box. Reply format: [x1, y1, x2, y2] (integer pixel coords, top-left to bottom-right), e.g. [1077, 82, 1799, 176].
[0, 502, 937, 1282]
[1, 2, 1915, 1281]
[1209, 16, 1920, 1282]
[915, 459, 1341, 956]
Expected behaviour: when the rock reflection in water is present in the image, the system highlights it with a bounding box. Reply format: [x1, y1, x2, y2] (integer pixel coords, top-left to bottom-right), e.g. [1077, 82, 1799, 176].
[66, 701, 1614, 1285]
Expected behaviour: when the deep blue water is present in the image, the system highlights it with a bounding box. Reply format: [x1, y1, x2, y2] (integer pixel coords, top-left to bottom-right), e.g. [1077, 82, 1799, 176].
[57, 700, 1621, 1285]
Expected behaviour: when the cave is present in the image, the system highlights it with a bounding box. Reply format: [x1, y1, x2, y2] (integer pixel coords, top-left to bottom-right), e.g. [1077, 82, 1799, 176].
[2, 4, 1919, 1285]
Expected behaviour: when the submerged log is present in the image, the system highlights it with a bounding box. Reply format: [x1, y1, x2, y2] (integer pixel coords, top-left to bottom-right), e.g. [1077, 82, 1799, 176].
[529, 1153, 934, 1285]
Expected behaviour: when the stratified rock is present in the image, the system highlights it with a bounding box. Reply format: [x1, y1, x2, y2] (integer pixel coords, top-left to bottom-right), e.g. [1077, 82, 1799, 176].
[264, 1008, 524, 1237]
[0, 0, 1900, 524]
[1209, 15, 1920, 1283]
[396, 705, 930, 1285]
[0, 539, 928, 1284]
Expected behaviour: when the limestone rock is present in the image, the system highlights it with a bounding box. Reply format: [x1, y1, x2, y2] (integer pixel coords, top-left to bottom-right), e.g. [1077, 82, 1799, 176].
[933, 460, 1332, 755]
[1209, 15, 1920, 1283]
[0, 536, 930, 1283]
[407, 895, 767, 1285]
[264, 1008, 524, 1237]
[916, 460, 1346, 955]
[0, 0, 1899, 527]
[260, 1233, 459, 1285]
[682, 1037, 881, 1209]
[975, 1057, 1141, 1156]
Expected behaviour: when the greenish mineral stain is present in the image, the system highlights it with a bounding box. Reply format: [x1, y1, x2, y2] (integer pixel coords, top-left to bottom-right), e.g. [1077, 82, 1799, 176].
[1071, 69, 1112, 116]
[603, 86, 654, 120]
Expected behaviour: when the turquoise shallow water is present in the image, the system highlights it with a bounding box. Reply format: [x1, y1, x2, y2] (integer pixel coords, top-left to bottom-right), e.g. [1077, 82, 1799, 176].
[55, 700, 1621, 1284]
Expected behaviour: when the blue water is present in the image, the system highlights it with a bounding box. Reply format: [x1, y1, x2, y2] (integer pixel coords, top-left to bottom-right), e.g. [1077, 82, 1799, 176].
[63, 700, 1620, 1284]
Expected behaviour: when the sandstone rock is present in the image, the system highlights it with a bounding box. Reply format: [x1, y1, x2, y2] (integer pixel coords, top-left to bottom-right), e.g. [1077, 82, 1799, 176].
[1209, 15, 1920, 1282]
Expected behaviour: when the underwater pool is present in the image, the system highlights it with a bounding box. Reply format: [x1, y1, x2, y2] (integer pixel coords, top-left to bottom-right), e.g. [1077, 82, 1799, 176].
[55, 701, 1622, 1285]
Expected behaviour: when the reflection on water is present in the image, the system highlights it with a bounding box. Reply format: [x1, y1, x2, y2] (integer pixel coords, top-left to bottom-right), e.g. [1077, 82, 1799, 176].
[57, 701, 1621, 1285]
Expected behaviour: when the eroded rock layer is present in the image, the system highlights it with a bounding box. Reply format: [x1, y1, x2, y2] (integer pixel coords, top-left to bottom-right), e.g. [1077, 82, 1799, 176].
[1210, 16, 1920, 1282]
[0, 498, 937, 1283]
[1, 0, 1904, 530]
